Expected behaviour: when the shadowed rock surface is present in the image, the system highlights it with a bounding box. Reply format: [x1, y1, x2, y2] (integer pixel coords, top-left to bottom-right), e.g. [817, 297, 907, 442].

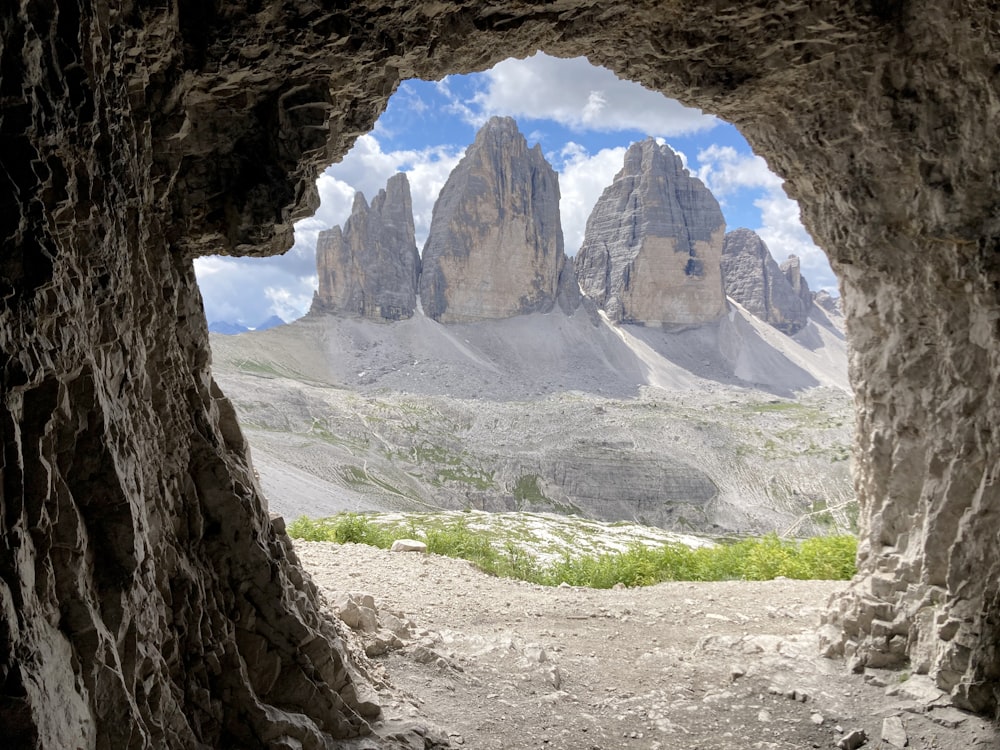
[312, 173, 420, 321]
[576, 138, 727, 327]
[4, 0, 1000, 745]
[419, 117, 566, 323]
[722, 228, 810, 335]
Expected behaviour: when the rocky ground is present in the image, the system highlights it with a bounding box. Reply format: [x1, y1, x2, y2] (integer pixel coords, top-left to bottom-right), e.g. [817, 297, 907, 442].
[296, 541, 997, 749]
[213, 307, 856, 536]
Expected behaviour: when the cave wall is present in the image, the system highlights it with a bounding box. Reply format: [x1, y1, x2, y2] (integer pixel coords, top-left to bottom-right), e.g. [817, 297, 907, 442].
[2, 0, 998, 744]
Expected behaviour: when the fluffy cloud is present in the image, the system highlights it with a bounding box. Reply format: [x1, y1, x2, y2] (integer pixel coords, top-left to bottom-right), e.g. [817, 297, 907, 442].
[554, 142, 628, 254]
[695, 145, 838, 292]
[195, 136, 464, 325]
[469, 53, 716, 136]
[695, 145, 782, 196]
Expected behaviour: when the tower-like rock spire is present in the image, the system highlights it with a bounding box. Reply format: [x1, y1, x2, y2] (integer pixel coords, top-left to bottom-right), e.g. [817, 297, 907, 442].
[419, 116, 566, 322]
[575, 139, 726, 327]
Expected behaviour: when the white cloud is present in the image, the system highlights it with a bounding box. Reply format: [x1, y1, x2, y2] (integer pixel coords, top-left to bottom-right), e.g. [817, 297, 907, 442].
[695, 145, 782, 196]
[555, 143, 628, 254]
[196, 135, 465, 325]
[471, 53, 717, 136]
[194, 256, 316, 326]
[696, 144, 838, 292]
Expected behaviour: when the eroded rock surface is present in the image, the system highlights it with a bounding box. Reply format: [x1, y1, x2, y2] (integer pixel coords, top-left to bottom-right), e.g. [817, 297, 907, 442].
[312, 173, 421, 321]
[722, 228, 810, 335]
[4, 0, 1000, 743]
[575, 138, 727, 327]
[419, 117, 566, 323]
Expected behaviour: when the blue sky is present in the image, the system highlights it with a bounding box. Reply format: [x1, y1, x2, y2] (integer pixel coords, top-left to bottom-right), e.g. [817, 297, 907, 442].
[195, 54, 837, 327]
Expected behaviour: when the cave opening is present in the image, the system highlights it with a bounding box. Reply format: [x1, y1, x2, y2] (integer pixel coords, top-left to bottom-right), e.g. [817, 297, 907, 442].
[199, 55, 856, 542]
[5, 3, 1000, 747]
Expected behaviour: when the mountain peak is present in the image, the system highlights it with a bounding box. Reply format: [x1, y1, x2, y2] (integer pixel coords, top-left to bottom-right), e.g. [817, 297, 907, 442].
[311, 172, 420, 321]
[418, 117, 570, 323]
[575, 140, 726, 327]
[721, 228, 810, 335]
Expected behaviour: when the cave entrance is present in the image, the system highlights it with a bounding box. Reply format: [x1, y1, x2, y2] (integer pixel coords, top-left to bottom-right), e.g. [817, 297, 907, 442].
[201, 54, 856, 548]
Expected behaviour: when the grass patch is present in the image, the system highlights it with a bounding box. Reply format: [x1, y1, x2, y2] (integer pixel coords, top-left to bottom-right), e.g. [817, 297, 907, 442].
[287, 513, 857, 588]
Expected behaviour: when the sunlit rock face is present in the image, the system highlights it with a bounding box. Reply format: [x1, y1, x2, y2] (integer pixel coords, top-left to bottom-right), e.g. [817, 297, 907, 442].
[312, 173, 421, 321]
[3, 0, 1000, 744]
[721, 228, 810, 335]
[575, 139, 727, 327]
[419, 116, 566, 322]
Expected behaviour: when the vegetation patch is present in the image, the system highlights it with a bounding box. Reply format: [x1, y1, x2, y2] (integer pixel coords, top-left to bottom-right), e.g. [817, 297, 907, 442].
[287, 513, 857, 589]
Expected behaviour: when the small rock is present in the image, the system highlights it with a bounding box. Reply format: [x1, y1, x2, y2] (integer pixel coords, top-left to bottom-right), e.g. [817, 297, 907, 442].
[390, 539, 428, 553]
[757, 709, 772, 722]
[730, 666, 747, 681]
[927, 706, 967, 729]
[810, 713, 824, 726]
[881, 716, 907, 747]
[836, 728, 867, 749]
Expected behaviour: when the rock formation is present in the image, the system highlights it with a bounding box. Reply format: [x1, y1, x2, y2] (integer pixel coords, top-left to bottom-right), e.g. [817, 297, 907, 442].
[575, 139, 727, 327]
[721, 228, 810, 335]
[419, 117, 567, 322]
[780, 254, 813, 311]
[814, 290, 842, 317]
[312, 173, 420, 320]
[5, 0, 1000, 742]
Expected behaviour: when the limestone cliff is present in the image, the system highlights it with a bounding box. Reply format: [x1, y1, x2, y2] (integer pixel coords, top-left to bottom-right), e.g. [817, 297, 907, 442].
[575, 139, 727, 327]
[780, 254, 813, 310]
[721, 228, 809, 335]
[312, 173, 420, 320]
[419, 117, 566, 322]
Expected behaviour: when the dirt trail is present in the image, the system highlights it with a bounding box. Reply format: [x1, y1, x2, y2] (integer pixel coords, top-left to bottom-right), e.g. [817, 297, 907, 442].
[295, 541, 997, 749]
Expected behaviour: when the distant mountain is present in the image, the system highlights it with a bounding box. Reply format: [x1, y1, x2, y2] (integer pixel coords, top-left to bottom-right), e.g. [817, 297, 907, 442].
[306, 117, 829, 340]
[255, 315, 287, 331]
[311, 173, 420, 321]
[721, 228, 810, 335]
[419, 116, 575, 323]
[209, 320, 249, 335]
[575, 138, 727, 327]
[209, 316, 286, 335]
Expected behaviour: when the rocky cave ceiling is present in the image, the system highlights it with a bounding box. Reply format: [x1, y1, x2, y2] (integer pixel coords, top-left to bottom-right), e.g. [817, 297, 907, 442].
[2, 0, 999, 746]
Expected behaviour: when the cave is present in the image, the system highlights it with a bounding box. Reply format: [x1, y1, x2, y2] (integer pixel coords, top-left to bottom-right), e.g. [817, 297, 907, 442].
[2, 1, 998, 746]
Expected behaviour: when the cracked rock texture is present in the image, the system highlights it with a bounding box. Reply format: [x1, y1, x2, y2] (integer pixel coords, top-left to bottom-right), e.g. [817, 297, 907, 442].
[419, 117, 566, 323]
[3, 0, 1000, 744]
[722, 228, 810, 335]
[576, 138, 727, 327]
[312, 173, 421, 321]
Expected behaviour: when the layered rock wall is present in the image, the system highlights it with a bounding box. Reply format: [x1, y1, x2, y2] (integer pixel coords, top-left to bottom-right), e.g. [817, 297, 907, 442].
[312, 173, 421, 320]
[722, 228, 810, 335]
[575, 139, 727, 327]
[419, 117, 566, 323]
[4, 0, 1000, 741]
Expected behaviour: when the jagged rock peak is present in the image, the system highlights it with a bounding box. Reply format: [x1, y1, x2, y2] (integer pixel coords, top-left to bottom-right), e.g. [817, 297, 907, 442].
[575, 138, 726, 327]
[721, 228, 810, 335]
[419, 116, 568, 323]
[779, 254, 813, 309]
[311, 172, 420, 321]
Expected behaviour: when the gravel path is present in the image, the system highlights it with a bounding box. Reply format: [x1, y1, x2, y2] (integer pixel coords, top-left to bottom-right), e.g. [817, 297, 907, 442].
[295, 541, 997, 749]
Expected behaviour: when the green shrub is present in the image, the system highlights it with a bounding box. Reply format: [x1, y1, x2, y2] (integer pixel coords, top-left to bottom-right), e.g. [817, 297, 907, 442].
[285, 513, 857, 589]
